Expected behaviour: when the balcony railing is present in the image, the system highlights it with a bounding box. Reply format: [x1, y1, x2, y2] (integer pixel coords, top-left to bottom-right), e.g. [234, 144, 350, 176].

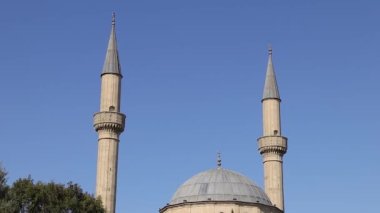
[93, 111, 126, 132]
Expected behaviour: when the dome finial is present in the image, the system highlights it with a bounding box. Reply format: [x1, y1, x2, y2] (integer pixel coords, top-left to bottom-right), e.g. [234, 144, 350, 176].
[217, 152, 222, 168]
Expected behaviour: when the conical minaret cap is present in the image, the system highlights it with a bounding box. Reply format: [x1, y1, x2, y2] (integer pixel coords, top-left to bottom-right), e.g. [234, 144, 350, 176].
[262, 47, 280, 101]
[102, 13, 122, 76]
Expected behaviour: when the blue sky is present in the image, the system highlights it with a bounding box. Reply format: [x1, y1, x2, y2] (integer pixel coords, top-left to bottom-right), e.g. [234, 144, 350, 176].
[1, 0, 379, 212]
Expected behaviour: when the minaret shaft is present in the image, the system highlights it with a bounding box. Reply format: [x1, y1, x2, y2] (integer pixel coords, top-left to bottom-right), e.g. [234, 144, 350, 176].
[100, 75, 121, 112]
[94, 13, 125, 213]
[263, 99, 281, 136]
[258, 49, 287, 212]
[262, 153, 284, 210]
[96, 134, 119, 213]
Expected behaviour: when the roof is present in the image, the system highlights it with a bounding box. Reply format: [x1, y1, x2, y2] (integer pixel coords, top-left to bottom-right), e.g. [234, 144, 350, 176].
[263, 48, 280, 100]
[102, 13, 122, 76]
[170, 168, 272, 206]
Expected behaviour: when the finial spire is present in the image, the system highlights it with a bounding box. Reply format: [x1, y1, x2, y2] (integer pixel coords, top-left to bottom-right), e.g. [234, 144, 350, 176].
[268, 44, 273, 56]
[262, 46, 280, 101]
[112, 12, 116, 26]
[217, 152, 222, 168]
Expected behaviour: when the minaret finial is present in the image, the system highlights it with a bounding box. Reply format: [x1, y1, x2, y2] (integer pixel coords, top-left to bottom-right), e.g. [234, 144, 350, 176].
[217, 152, 222, 168]
[112, 12, 116, 26]
[268, 44, 273, 56]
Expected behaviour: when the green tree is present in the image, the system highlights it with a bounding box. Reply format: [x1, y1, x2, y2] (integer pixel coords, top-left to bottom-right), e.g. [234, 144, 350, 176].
[0, 166, 104, 213]
[0, 165, 10, 211]
[0, 165, 8, 198]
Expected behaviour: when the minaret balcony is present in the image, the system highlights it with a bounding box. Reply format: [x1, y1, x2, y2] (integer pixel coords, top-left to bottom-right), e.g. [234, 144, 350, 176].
[257, 135, 287, 155]
[93, 111, 126, 133]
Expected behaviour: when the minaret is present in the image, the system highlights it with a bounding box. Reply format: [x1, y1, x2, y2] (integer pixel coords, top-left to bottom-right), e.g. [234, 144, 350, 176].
[257, 47, 287, 211]
[93, 13, 126, 213]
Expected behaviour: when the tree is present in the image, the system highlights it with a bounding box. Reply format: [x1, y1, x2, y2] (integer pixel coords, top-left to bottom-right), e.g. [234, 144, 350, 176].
[0, 166, 104, 213]
[0, 165, 10, 210]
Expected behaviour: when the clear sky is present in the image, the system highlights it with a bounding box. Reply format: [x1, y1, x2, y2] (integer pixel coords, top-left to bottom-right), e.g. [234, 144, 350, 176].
[1, 0, 379, 212]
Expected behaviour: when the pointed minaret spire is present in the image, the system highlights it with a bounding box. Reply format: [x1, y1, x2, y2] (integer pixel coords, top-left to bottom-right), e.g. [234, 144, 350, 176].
[258, 47, 287, 211]
[263, 46, 280, 101]
[102, 12, 122, 76]
[94, 12, 126, 213]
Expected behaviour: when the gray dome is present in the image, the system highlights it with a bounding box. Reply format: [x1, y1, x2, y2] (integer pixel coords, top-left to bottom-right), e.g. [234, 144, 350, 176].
[170, 168, 272, 206]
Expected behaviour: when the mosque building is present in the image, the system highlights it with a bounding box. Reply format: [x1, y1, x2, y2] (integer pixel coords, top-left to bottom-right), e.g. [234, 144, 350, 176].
[93, 14, 288, 213]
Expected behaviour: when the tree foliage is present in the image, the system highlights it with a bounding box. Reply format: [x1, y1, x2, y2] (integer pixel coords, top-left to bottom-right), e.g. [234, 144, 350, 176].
[0, 166, 104, 213]
[0, 165, 8, 200]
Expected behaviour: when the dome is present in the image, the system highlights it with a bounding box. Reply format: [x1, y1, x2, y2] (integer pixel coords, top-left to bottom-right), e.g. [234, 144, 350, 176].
[170, 168, 272, 206]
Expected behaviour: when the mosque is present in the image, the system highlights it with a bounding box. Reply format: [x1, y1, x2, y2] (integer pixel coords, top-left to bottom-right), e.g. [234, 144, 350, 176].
[93, 14, 288, 213]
